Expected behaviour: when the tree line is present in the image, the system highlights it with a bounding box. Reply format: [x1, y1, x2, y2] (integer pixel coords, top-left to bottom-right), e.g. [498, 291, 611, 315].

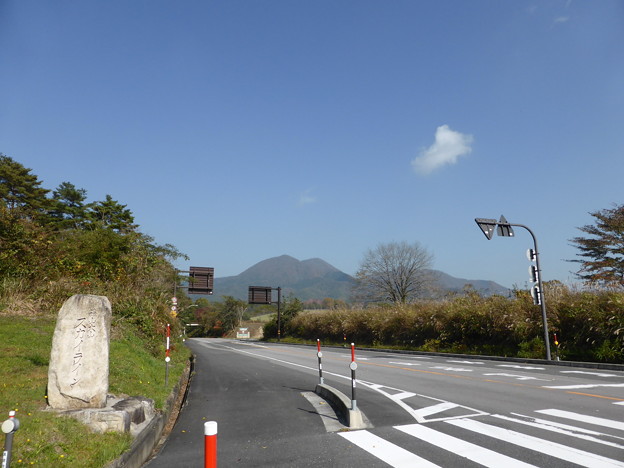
[0, 153, 187, 350]
[0, 153, 185, 282]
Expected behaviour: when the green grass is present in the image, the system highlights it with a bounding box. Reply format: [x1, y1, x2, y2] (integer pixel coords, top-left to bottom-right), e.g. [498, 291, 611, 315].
[249, 313, 275, 323]
[0, 315, 189, 467]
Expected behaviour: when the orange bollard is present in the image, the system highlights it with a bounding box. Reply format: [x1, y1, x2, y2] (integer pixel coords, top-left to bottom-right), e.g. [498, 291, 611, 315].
[204, 421, 217, 468]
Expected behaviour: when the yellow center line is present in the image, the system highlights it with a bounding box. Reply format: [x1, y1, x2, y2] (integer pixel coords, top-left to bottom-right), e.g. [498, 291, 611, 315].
[564, 391, 623, 401]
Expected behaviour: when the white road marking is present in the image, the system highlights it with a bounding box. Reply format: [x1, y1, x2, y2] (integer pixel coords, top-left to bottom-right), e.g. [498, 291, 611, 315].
[493, 413, 624, 449]
[543, 383, 624, 390]
[484, 373, 549, 381]
[536, 409, 624, 432]
[447, 360, 484, 364]
[497, 364, 545, 370]
[560, 371, 619, 378]
[413, 402, 458, 418]
[389, 361, 422, 366]
[339, 430, 441, 468]
[364, 383, 487, 423]
[396, 423, 537, 467]
[614, 401, 624, 406]
[430, 366, 473, 372]
[448, 418, 624, 468]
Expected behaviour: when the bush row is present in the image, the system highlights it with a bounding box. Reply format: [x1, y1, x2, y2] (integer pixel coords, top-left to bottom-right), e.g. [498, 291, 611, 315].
[286, 285, 624, 363]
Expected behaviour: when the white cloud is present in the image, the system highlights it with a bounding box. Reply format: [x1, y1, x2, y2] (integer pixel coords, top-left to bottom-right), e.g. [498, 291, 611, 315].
[554, 16, 570, 24]
[411, 125, 474, 175]
[298, 189, 317, 206]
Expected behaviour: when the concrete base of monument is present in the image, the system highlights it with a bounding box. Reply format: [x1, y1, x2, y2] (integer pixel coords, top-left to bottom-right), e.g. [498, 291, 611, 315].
[55, 395, 157, 435]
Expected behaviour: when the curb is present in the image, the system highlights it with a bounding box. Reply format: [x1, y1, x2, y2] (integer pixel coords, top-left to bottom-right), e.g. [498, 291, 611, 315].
[314, 383, 367, 429]
[105, 356, 194, 468]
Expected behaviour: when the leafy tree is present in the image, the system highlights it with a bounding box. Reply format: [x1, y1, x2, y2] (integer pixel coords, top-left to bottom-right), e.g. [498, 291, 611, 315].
[282, 296, 303, 322]
[218, 296, 248, 332]
[86, 194, 137, 233]
[354, 241, 434, 304]
[49, 181, 89, 229]
[263, 295, 304, 339]
[0, 154, 50, 218]
[0, 205, 54, 278]
[569, 204, 624, 288]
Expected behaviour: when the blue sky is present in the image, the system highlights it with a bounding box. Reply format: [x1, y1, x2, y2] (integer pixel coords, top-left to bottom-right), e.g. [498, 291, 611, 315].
[1, 1, 623, 289]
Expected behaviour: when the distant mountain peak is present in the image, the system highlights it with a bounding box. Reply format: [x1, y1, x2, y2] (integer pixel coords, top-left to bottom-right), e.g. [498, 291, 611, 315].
[209, 255, 509, 302]
[238, 255, 343, 283]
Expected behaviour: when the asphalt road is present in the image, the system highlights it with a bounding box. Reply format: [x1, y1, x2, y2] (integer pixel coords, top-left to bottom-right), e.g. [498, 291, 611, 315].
[144, 339, 624, 467]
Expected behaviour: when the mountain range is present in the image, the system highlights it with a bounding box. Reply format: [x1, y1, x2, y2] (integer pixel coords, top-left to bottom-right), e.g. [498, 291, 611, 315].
[207, 255, 509, 302]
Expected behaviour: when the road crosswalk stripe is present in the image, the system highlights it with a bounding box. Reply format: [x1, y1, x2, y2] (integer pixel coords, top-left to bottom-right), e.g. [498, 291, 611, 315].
[395, 423, 537, 467]
[492, 413, 624, 449]
[339, 430, 441, 468]
[535, 409, 624, 432]
[447, 418, 624, 468]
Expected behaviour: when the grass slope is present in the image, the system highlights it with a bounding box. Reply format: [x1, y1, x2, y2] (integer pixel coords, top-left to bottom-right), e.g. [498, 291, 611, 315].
[0, 315, 189, 467]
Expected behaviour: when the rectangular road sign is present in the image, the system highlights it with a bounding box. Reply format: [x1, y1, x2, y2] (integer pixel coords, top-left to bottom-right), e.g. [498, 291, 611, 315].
[188, 266, 214, 294]
[248, 286, 272, 304]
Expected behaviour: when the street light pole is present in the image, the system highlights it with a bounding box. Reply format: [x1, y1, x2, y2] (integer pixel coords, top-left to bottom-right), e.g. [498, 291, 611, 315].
[511, 222, 551, 361]
[475, 217, 552, 360]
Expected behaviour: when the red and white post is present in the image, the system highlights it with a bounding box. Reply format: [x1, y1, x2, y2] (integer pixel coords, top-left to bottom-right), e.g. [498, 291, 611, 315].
[165, 323, 171, 386]
[350, 343, 357, 411]
[204, 421, 218, 468]
[316, 339, 324, 385]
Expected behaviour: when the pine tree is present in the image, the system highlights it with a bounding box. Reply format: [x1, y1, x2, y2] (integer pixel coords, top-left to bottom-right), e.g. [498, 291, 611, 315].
[86, 194, 137, 233]
[50, 181, 89, 229]
[570, 204, 624, 288]
[0, 154, 50, 218]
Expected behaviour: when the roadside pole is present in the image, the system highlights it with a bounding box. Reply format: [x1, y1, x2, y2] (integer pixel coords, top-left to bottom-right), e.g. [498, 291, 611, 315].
[316, 339, 324, 385]
[165, 323, 171, 386]
[204, 421, 217, 468]
[2, 411, 19, 468]
[350, 343, 357, 411]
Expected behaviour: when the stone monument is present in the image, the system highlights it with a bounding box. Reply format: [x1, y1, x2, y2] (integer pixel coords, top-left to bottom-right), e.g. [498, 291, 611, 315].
[47, 294, 112, 410]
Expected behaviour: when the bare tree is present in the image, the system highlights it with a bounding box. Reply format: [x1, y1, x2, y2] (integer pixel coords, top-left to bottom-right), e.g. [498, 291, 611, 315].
[354, 241, 434, 304]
